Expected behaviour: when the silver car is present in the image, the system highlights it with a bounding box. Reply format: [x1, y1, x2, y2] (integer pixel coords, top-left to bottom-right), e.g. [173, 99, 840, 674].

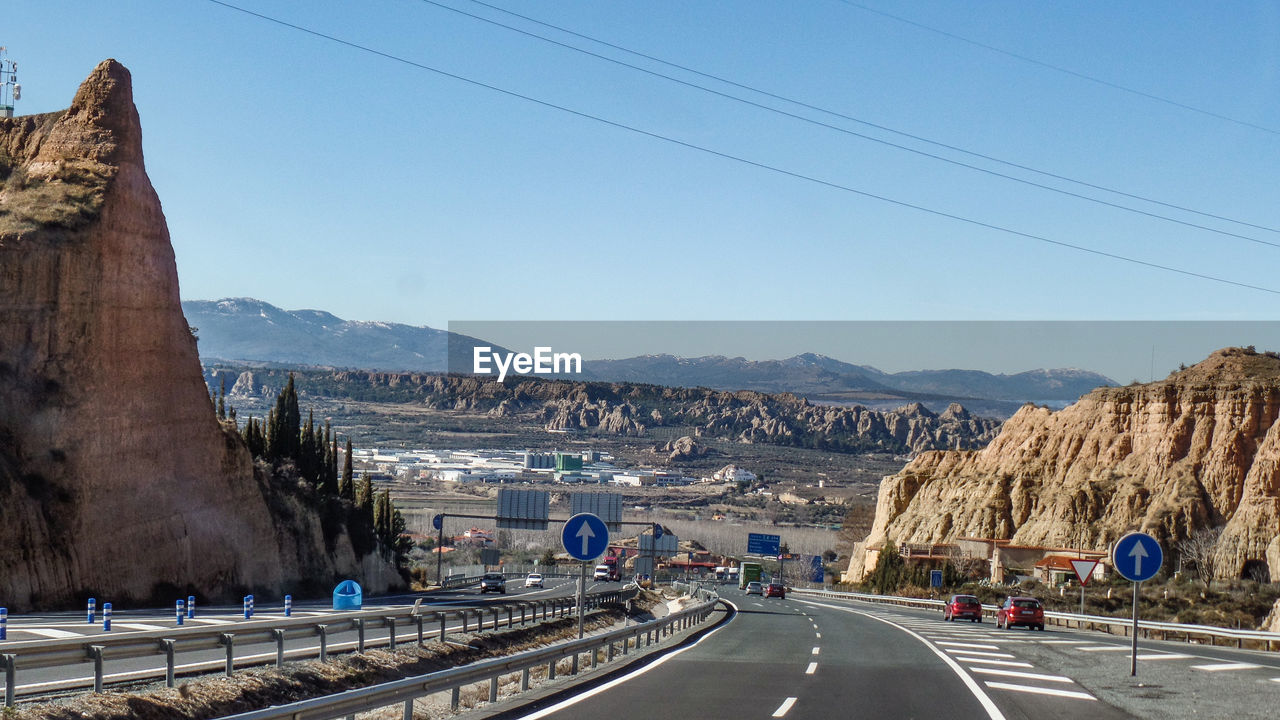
[745, 581, 763, 595]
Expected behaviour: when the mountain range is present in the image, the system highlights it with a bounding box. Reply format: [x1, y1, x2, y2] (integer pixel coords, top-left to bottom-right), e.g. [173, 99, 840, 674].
[183, 298, 1115, 416]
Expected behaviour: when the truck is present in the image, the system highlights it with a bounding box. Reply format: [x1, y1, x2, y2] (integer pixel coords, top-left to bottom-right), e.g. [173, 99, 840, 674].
[738, 561, 763, 590]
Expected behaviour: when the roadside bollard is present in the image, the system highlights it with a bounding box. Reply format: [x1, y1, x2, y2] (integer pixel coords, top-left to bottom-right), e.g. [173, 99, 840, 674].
[284, 594, 292, 617]
[103, 602, 112, 632]
[248, 594, 255, 618]
[87, 597, 96, 624]
[0, 608, 6, 641]
[175, 600, 185, 626]
[187, 596, 195, 619]
[243, 596, 251, 619]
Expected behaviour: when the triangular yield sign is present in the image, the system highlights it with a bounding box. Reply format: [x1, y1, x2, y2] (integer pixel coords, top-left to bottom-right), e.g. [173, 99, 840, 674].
[1070, 559, 1099, 585]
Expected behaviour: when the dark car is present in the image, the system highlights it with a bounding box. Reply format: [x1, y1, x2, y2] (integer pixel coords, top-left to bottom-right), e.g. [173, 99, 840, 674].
[997, 596, 1044, 630]
[479, 573, 506, 594]
[944, 594, 983, 622]
[765, 583, 786, 599]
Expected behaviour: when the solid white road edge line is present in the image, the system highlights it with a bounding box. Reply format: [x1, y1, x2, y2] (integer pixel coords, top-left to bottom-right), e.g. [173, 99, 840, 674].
[795, 599, 1007, 720]
[772, 697, 798, 717]
[509, 600, 735, 720]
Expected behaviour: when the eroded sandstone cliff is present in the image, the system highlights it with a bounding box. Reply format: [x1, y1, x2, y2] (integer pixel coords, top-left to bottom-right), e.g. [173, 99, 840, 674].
[0, 60, 397, 610]
[846, 348, 1280, 583]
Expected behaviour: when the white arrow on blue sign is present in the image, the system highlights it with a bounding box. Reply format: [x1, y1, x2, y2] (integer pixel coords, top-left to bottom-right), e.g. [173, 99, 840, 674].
[1112, 532, 1163, 582]
[562, 512, 610, 562]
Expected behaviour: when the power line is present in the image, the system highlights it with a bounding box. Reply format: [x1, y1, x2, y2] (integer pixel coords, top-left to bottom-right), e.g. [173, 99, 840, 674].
[835, 0, 1280, 137]
[456, 0, 1280, 240]
[201, 0, 1280, 296]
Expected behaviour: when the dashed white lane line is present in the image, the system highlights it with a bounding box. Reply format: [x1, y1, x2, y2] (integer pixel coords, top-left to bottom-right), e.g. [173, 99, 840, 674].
[805, 662, 817, 675]
[970, 667, 1076, 684]
[936, 641, 1001, 650]
[1135, 653, 1193, 660]
[956, 657, 1035, 668]
[811, 646, 820, 655]
[112, 623, 166, 631]
[815, 632, 821, 639]
[1040, 640, 1089, 645]
[945, 649, 1016, 659]
[983, 682, 1095, 700]
[1077, 646, 1131, 652]
[772, 697, 798, 717]
[1190, 662, 1262, 672]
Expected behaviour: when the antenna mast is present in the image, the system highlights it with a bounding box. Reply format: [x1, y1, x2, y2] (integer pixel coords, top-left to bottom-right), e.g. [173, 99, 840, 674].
[0, 47, 19, 119]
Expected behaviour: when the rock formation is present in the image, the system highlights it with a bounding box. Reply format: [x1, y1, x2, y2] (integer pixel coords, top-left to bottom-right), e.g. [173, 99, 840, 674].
[657, 435, 716, 462]
[845, 348, 1280, 583]
[0, 60, 397, 610]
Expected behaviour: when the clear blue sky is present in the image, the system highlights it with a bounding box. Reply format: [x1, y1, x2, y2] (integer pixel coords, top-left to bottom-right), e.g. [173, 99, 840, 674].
[8, 1, 1280, 334]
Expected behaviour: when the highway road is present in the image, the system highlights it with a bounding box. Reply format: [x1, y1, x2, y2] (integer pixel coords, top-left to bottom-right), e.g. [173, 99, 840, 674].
[499, 588, 1280, 720]
[0, 575, 620, 699]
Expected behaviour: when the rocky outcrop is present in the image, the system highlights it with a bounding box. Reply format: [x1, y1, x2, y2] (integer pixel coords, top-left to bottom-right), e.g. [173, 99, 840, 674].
[657, 436, 716, 462]
[0, 61, 397, 610]
[846, 348, 1280, 583]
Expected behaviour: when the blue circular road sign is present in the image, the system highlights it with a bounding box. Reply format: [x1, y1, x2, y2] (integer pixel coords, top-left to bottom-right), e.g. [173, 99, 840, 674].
[432, 514, 443, 531]
[1112, 532, 1163, 582]
[562, 513, 609, 562]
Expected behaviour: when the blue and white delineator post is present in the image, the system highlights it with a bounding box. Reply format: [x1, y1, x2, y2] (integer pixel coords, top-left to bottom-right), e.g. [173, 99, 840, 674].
[243, 596, 251, 619]
[187, 595, 195, 619]
[102, 602, 112, 632]
[284, 594, 292, 617]
[87, 597, 96, 624]
[1, 607, 7, 641]
[175, 599, 185, 626]
[249, 594, 254, 618]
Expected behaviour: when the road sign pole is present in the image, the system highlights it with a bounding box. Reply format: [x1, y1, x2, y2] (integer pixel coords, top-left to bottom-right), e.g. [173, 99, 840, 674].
[1131, 580, 1140, 676]
[577, 561, 587, 639]
[436, 513, 445, 587]
[1080, 584, 1085, 616]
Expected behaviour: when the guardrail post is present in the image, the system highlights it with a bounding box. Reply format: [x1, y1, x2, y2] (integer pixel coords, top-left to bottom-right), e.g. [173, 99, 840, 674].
[571, 653, 578, 675]
[416, 614, 424, 645]
[461, 611, 468, 633]
[489, 676, 498, 703]
[89, 645, 105, 692]
[439, 613, 448, 643]
[161, 639, 176, 687]
[355, 619, 366, 653]
[3, 653, 16, 707]
[507, 607, 513, 628]
[317, 625, 329, 662]
[221, 633, 235, 676]
[521, 667, 530, 691]
[402, 699, 414, 720]
[593, 645, 601, 667]
[491, 608, 499, 631]
[450, 686, 460, 710]
[608, 641, 615, 662]
[548, 658, 556, 680]
[521, 604, 527, 625]
[386, 618, 397, 650]
[272, 629, 285, 667]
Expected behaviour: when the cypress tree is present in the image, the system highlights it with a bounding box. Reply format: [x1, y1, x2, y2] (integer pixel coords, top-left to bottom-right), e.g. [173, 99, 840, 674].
[282, 374, 301, 461]
[356, 473, 374, 520]
[216, 381, 226, 421]
[265, 408, 279, 460]
[300, 410, 316, 483]
[340, 439, 354, 500]
[373, 489, 388, 546]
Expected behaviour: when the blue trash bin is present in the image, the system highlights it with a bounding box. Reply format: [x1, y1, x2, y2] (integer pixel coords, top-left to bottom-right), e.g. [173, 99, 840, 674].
[333, 580, 363, 610]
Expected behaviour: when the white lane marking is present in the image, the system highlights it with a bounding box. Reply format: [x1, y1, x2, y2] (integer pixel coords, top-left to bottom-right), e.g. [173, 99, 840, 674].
[1040, 640, 1089, 645]
[945, 649, 1015, 658]
[772, 697, 798, 717]
[112, 623, 166, 631]
[14, 628, 82, 638]
[1270, 678, 1280, 683]
[1190, 662, 1262, 671]
[814, 632, 821, 639]
[1077, 646, 1130, 652]
[936, 641, 1000, 650]
[811, 646, 820, 655]
[805, 662, 817, 675]
[984, 682, 1095, 700]
[1135, 653, 1193, 660]
[187, 617, 235, 625]
[796, 600, 1006, 720]
[509, 600, 734, 720]
[970, 667, 1076, 683]
[957, 657, 1035, 668]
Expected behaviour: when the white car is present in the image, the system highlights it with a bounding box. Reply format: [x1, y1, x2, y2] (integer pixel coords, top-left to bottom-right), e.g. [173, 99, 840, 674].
[745, 581, 763, 596]
[524, 572, 544, 588]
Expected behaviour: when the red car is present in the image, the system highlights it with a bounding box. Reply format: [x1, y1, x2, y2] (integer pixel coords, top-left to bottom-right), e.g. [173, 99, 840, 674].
[943, 594, 983, 622]
[997, 596, 1045, 631]
[764, 583, 786, 598]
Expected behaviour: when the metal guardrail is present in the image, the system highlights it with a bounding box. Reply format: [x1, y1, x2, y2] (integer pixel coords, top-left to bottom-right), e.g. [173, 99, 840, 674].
[790, 588, 1280, 652]
[215, 593, 722, 720]
[0, 589, 630, 706]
